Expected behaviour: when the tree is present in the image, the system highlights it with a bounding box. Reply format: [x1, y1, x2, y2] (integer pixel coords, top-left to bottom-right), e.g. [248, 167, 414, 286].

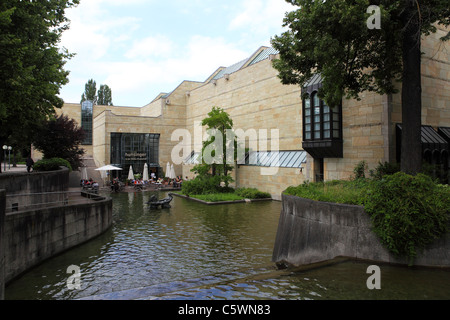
[80, 79, 97, 104]
[192, 107, 237, 187]
[271, 0, 449, 174]
[0, 0, 79, 173]
[33, 114, 86, 170]
[81, 80, 114, 106]
[97, 84, 113, 106]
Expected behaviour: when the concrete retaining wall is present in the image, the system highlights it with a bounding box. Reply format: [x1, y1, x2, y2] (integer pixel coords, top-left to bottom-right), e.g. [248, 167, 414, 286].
[272, 194, 450, 267]
[0, 190, 5, 299]
[0, 167, 69, 213]
[0, 168, 113, 298]
[4, 195, 112, 283]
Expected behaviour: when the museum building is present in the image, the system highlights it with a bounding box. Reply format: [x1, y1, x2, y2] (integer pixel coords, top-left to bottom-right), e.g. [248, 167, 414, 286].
[43, 25, 449, 199]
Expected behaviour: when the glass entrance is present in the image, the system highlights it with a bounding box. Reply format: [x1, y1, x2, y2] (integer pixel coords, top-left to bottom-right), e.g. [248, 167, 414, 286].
[110, 132, 160, 180]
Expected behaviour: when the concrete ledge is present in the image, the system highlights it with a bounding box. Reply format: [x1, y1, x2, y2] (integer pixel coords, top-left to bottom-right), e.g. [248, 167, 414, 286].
[0, 190, 5, 300]
[172, 192, 272, 205]
[0, 167, 69, 213]
[4, 195, 112, 284]
[272, 193, 450, 268]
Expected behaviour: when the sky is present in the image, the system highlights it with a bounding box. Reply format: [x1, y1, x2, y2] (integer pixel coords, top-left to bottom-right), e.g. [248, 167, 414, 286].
[58, 0, 295, 107]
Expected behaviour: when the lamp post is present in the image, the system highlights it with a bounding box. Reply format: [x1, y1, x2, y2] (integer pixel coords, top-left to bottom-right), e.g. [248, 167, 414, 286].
[2, 145, 7, 172]
[8, 146, 12, 169]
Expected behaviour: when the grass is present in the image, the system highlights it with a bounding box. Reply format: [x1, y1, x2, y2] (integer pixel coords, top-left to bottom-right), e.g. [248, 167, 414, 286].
[187, 193, 246, 202]
[283, 179, 369, 206]
[179, 184, 271, 202]
[179, 185, 272, 203]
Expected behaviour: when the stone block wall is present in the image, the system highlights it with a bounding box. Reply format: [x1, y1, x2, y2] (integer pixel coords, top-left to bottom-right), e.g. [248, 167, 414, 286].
[236, 166, 304, 201]
[185, 58, 302, 153]
[57, 28, 449, 194]
[182, 163, 306, 201]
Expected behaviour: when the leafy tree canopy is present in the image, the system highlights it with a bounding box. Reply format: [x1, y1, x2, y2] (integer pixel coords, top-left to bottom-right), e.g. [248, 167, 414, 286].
[192, 106, 237, 186]
[97, 84, 113, 106]
[32, 114, 86, 171]
[80, 79, 97, 104]
[81, 79, 114, 106]
[272, 0, 449, 107]
[271, 0, 449, 174]
[0, 0, 79, 145]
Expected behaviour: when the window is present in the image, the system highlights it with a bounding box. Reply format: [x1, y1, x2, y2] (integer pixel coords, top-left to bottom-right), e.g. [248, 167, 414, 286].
[301, 75, 343, 158]
[184, 151, 200, 164]
[110, 133, 160, 179]
[303, 92, 341, 141]
[81, 100, 93, 145]
[242, 151, 307, 168]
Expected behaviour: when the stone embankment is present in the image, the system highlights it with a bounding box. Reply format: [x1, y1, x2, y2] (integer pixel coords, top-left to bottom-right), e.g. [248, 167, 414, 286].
[0, 167, 112, 299]
[272, 194, 450, 268]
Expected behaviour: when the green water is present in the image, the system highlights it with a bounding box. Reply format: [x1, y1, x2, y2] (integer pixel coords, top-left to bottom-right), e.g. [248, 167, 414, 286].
[5, 191, 450, 300]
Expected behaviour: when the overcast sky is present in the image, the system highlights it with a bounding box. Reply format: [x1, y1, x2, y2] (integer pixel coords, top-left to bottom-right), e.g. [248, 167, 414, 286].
[58, 0, 295, 107]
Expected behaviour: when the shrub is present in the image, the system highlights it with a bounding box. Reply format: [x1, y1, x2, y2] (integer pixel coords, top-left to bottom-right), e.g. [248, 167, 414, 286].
[32, 114, 85, 170]
[235, 187, 271, 199]
[33, 157, 72, 172]
[369, 161, 400, 180]
[284, 162, 449, 264]
[181, 175, 233, 195]
[353, 160, 368, 179]
[363, 172, 449, 264]
[190, 193, 244, 202]
[284, 180, 367, 206]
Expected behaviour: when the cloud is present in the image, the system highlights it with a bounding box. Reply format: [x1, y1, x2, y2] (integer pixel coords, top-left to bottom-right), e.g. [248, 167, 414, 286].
[97, 35, 249, 105]
[229, 0, 293, 35]
[61, 1, 141, 60]
[59, 1, 294, 107]
[124, 35, 175, 59]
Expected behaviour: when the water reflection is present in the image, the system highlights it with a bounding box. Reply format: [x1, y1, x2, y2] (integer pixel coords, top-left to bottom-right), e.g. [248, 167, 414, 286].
[5, 191, 282, 299]
[5, 191, 450, 300]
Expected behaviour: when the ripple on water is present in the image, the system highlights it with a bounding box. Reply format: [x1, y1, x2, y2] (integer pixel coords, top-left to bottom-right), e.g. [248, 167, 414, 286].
[4, 192, 450, 300]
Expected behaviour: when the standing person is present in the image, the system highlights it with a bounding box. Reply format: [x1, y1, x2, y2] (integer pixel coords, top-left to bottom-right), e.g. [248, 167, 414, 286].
[26, 155, 34, 173]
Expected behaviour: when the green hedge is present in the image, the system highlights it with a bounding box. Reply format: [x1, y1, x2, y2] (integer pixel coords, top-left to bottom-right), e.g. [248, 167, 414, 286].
[181, 177, 271, 199]
[363, 172, 449, 263]
[284, 179, 367, 205]
[235, 187, 271, 199]
[284, 171, 449, 264]
[181, 175, 233, 195]
[33, 157, 72, 172]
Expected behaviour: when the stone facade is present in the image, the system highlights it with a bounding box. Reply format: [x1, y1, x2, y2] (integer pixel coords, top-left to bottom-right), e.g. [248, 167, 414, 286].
[50, 27, 449, 198]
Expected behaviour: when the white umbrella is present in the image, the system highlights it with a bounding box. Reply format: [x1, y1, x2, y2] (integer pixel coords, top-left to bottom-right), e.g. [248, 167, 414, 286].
[95, 164, 123, 171]
[95, 164, 122, 185]
[143, 163, 149, 181]
[170, 164, 176, 179]
[165, 162, 171, 178]
[80, 167, 88, 180]
[128, 165, 134, 180]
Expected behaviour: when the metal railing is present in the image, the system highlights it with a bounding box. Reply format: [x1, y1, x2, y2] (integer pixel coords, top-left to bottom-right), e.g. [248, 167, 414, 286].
[5, 190, 100, 213]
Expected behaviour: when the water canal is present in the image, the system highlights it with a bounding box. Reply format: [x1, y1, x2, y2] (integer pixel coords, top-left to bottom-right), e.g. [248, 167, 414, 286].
[5, 190, 450, 300]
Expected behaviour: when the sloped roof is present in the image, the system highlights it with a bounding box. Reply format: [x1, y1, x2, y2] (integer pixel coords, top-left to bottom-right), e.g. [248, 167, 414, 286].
[397, 124, 448, 151]
[438, 127, 450, 143]
[208, 46, 279, 82]
[150, 46, 281, 103]
[247, 47, 279, 66]
[302, 73, 323, 96]
[211, 58, 250, 81]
